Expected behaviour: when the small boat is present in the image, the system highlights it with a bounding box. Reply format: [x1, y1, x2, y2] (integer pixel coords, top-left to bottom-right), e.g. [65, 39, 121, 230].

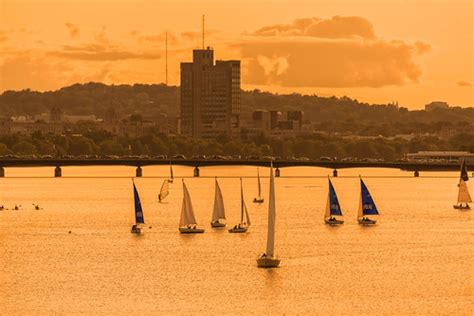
[257, 163, 280, 268]
[169, 161, 174, 183]
[179, 180, 205, 234]
[453, 160, 471, 210]
[131, 180, 145, 234]
[158, 179, 170, 203]
[324, 178, 344, 225]
[229, 178, 251, 233]
[211, 178, 226, 227]
[253, 168, 264, 203]
[357, 178, 379, 225]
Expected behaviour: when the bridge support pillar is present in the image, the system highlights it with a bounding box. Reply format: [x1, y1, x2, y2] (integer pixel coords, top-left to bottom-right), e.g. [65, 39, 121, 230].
[414, 170, 419, 177]
[54, 166, 62, 177]
[0, 167, 4, 177]
[333, 169, 338, 177]
[275, 168, 280, 177]
[136, 166, 142, 177]
[194, 166, 200, 177]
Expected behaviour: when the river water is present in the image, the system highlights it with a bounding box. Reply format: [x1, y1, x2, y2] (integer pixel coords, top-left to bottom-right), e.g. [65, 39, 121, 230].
[0, 166, 472, 314]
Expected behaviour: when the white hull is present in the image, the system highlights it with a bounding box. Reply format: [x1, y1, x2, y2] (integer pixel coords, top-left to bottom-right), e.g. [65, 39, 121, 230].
[131, 226, 142, 234]
[211, 221, 226, 228]
[453, 204, 470, 210]
[257, 255, 280, 268]
[358, 217, 377, 225]
[179, 227, 205, 234]
[228, 225, 248, 233]
[325, 217, 344, 225]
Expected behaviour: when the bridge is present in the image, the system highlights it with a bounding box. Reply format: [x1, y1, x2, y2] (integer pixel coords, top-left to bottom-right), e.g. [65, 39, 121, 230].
[0, 158, 467, 177]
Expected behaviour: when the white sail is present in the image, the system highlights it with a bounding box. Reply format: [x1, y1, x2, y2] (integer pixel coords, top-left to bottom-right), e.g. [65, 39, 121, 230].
[212, 179, 226, 222]
[458, 180, 472, 203]
[159, 179, 169, 201]
[240, 178, 251, 225]
[266, 164, 276, 257]
[180, 181, 197, 226]
[324, 190, 331, 218]
[244, 201, 251, 225]
[257, 168, 262, 199]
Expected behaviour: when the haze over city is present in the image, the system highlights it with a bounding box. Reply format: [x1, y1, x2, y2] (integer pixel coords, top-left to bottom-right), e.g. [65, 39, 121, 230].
[1, 0, 473, 108]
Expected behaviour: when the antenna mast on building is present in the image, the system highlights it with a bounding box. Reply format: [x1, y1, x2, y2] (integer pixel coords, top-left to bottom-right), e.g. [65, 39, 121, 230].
[202, 14, 205, 49]
[165, 31, 168, 85]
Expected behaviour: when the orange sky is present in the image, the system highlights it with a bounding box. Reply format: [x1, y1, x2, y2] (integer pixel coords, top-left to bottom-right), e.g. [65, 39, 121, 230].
[0, 0, 473, 108]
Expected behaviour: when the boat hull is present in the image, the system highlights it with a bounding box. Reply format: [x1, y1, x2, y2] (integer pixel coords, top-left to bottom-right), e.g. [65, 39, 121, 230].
[358, 218, 377, 225]
[253, 198, 264, 203]
[257, 255, 280, 268]
[130, 226, 142, 234]
[228, 226, 248, 233]
[179, 227, 205, 234]
[325, 218, 344, 225]
[210, 221, 226, 228]
[453, 204, 470, 210]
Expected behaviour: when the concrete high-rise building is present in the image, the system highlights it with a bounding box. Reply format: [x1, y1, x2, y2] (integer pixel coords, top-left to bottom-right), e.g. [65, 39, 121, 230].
[180, 47, 240, 138]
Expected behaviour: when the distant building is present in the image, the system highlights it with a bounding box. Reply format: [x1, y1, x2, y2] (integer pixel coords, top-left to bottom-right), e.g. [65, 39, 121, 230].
[180, 47, 240, 139]
[406, 151, 474, 163]
[242, 110, 307, 139]
[425, 101, 449, 111]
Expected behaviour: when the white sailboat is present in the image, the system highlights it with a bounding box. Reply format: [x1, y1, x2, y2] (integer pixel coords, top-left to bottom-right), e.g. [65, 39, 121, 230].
[357, 178, 379, 225]
[131, 180, 145, 234]
[324, 178, 344, 225]
[253, 168, 264, 203]
[257, 163, 280, 268]
[211, 178, 226, 227]
[169, 161, 174, 183]
[454, 160, 471, 210]
[158, 179, 170, 203]
[179, 180, 205, 234]
[229, 178, 251, 233]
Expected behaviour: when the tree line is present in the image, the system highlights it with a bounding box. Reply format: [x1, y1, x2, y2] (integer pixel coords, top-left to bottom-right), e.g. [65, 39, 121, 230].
[1, 129, 473, 161]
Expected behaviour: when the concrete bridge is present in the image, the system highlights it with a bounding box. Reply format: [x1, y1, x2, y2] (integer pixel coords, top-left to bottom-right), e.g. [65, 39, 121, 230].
[0, 158, 466, 177]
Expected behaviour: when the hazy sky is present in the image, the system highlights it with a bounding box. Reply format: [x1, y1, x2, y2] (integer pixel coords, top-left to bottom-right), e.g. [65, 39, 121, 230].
[0, 0, 473, 108]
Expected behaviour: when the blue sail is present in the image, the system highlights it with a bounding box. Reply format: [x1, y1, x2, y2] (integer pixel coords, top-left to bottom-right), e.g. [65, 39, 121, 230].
[328, 179, 343, 216]
[133, 182, 145, 224]
[360, 179, 379, 215]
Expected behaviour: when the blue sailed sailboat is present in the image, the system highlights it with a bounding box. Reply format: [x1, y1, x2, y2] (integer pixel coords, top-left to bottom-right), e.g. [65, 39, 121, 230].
[324, 178, 344, 225]
[131, 180, 145, 234]
[357, 178, 379, 225]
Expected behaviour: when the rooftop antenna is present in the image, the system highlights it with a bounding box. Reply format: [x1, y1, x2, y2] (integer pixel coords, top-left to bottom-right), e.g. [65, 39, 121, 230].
[165, 31, 168, 85]
[202, 14, 205, 49]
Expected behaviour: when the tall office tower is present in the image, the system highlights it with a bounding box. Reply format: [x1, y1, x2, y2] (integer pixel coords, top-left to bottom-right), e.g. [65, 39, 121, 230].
[180, 47, 240, 138]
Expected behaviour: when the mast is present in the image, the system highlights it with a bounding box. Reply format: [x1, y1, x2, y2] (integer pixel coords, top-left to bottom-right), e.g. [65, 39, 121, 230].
[170, 161, 174, 180]
[202, 14, 205, 49]
[165, 32, 168, 85]
[257, 168, 262, 198]
[240, 178, 244, 223]
[266, 163, 276, 257]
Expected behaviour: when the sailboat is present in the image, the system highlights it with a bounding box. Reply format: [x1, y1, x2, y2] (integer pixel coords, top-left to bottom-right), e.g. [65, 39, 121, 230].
[229, 178, 251, 233]
[253, 168, 264, 203]
[131, 180, 145, 234]
[169, 161, 174, 183]
[179, 180, 205, 234]
[211, 178, 226, 227]
[324, 178, 344, 225]
[257, 163, 280, 268]
[357, 177, 379, 225]
[454, 160, 471, 210]
[158, 179, 169, 203]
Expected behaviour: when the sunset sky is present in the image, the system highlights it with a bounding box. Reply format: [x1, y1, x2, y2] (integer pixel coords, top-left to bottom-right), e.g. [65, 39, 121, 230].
[0, 0, 472, 108]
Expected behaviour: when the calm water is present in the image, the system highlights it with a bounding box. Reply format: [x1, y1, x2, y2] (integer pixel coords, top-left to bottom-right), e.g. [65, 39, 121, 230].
[1, 166, 473, 314]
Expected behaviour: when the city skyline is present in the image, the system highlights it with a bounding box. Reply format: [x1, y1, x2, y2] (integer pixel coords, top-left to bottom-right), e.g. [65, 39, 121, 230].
[0, 0, 473, 109]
